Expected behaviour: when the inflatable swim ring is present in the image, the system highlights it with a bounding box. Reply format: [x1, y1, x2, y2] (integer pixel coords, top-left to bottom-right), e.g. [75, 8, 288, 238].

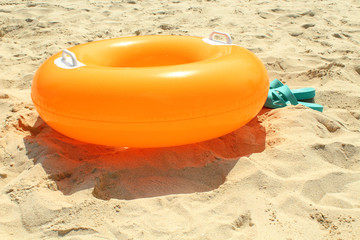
[31, 31, 269, 148]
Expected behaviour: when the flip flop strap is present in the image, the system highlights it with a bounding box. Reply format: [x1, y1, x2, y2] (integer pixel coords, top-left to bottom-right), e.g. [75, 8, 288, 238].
[273, 85, 298, 105]
[269, 79, 284, 89]
[271, 91, 288, 106]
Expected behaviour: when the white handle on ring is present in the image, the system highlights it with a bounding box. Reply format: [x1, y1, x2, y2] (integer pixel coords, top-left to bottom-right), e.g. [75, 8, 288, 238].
[62, 49, 78, 67]
[209, 31, 232, 44]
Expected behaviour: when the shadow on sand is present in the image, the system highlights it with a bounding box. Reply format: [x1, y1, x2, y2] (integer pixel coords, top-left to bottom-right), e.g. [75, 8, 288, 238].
[23, 112, 266, 200]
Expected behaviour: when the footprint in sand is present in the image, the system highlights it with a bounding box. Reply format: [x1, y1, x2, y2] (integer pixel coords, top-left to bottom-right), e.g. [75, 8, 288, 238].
[301, 172, 360, 208]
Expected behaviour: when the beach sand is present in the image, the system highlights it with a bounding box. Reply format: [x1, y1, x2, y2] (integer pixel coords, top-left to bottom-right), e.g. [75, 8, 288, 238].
[1, 0, 360, 239]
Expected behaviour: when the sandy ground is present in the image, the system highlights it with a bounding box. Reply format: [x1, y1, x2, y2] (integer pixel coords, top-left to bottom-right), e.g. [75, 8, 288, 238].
[1, 0, 360, 239]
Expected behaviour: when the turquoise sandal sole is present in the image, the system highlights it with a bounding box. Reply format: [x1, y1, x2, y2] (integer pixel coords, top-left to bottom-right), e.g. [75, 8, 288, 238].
[270, 79, 315, 100]
[265, 85, 323, 112]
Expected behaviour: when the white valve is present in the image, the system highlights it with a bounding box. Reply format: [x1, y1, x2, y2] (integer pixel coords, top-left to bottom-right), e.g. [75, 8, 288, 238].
[54, 49, 85, 69]
[203, 31, 233, 45]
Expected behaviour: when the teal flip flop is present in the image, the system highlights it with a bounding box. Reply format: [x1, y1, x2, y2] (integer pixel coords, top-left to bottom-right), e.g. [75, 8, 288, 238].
[265, 85, 323, 112]
[270, 79, 315, 100]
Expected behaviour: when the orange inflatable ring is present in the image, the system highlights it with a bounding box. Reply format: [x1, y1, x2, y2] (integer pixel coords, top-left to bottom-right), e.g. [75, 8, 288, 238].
[31, 31, 269, 148]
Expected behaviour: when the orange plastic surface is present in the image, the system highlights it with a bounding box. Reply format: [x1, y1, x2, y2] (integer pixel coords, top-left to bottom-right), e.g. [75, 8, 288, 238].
[31, 35, 269, 147]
